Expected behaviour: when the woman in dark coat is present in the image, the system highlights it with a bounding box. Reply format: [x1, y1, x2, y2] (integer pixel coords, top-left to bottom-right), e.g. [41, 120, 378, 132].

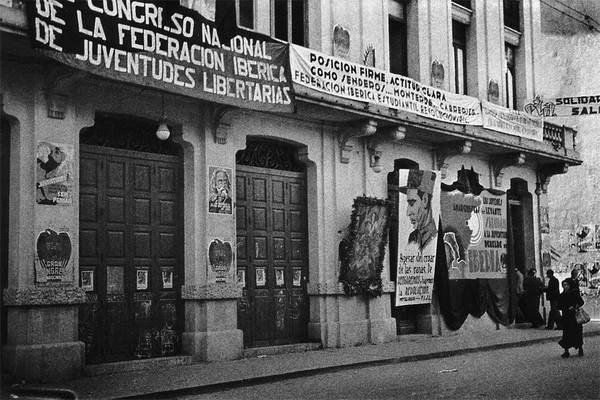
[558, 278, 585, 358]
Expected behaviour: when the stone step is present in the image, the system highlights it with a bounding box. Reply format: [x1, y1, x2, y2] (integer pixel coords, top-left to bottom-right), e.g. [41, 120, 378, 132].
[242, 342, 322, 359]
[84, 355, 193, 377]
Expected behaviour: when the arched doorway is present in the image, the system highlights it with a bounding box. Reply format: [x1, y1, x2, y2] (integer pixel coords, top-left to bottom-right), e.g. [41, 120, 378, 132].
[235, 138, 309, 347]
[78, 113, 184, 363]
[1, 117, 11, 347]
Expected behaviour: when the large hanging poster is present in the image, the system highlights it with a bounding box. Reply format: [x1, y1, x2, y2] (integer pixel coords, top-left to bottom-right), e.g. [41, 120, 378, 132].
[395, 170, 441, 306]
[290, 45, 482, 125]
[28, 0, 294, 112]
[482, 101, 543, 141]
[441, 189, 507, 279]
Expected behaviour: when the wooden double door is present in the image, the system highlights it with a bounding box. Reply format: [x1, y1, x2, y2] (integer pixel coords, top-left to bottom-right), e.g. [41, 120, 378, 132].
[79, 145, 183, 363]
[236, 165, 309, 347]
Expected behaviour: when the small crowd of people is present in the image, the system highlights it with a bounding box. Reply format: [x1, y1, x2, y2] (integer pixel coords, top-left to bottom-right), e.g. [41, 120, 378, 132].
[516, 268, 585, 358]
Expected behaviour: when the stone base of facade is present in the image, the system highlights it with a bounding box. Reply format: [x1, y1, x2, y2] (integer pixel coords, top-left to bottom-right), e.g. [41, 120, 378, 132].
[308, 317, 396, 348]
[182, 329, 243, 361]
[2, 341, 85, 382]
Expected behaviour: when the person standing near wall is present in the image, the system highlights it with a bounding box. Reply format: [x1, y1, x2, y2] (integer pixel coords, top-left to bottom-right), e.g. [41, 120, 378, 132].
[544, 269, 561, 330]
[522, 268, 545, 328]
[558, 279, 585, 358]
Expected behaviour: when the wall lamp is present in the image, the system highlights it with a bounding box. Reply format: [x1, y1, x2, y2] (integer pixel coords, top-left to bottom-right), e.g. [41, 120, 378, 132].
[156, 94, 170, 141]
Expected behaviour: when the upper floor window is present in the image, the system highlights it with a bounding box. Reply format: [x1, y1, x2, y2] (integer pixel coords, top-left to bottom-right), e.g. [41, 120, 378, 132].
[214, 0, 254, 31]
[505, 44, 516, 109]
[452, 21, 467, 95]
[388, 0, 407, 75]
[452, 0, 471, 9]
[503, 0, 520, 31]
[273, 0, 306, 45]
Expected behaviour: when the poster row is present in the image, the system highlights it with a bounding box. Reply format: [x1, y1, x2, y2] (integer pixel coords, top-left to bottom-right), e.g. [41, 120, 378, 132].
[395, 169, 508, 306]
[29, 1, 542, 140]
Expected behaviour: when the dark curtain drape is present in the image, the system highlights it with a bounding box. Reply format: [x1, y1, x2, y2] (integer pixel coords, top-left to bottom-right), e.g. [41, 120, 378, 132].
[435, 168, 516, 330]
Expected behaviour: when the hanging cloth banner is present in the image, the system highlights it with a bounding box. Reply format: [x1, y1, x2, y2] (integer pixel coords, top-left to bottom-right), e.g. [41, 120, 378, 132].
[27, 1, 294, 112]
[290, 45, 482, 125]
[440, 189, 507, 279]
[524, 95, 600, 117]
[395, 169, 441, 306]
[482, 101, 543, 141]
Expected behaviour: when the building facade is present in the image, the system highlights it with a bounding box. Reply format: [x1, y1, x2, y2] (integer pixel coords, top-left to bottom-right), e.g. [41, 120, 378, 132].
[537, 0, 600, 319]
[1, 0, 582, 382]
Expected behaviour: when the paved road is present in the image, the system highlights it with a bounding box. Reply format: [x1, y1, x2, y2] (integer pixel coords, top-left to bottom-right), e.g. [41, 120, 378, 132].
[179, 335, 600, 400]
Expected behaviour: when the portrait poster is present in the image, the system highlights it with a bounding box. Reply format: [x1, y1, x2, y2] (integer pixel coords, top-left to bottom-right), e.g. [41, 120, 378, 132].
[293, 268, 302, 287]
[540, 206, 550, 234]
[440, 189, 507, 280]
[237, 268, 246, 286]
[81, 270, 94, 291]
[36, 142, 73, 205]
[136, 269, 149, 290]
[162, 270, 173, 289]
[256, 267, 266, 286]
[35, 228, 73, 282]
[208, 166, 233, 214]
[339, 196, 390, 297]
[395, 170, 441, 306]
[275, 268, 285, 286]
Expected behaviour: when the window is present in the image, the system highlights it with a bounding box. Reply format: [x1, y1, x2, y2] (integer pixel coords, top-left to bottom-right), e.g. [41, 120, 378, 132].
[505, 44, 516, 109]
[214, 0, 254, 31]
[273, 0, 306, 45]
[388, 1, 407, 76]
[452, 0, 471, 9]
[452, 21, 467, 95]
[503, 0, 520, 31]
[238, 0, 254, 30]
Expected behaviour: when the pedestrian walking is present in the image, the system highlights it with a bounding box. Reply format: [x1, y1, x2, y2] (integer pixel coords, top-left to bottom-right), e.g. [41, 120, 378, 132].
[544, 269, 561, 330]
[522, 268, 544, 328]
[558, 279, 585, 358]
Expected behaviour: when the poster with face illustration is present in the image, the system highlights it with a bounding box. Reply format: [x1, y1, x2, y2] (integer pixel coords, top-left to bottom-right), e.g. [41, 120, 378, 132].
[396, 170, 441, 306]
[208, 166, 232, 214]
[36, 142, 73, 205]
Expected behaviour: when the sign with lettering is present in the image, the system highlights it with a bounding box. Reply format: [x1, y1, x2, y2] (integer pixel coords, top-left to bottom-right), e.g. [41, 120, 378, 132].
[482, 101, 543, 141]
[36, 141, 73, 205]
[28, 0, 294, 112]
[525, 94, 600, 117]
[290, 45, 482, 125]
[441, 189, 507, 279]
[396, 170, 441, 306]
[35, 228, 73, 282]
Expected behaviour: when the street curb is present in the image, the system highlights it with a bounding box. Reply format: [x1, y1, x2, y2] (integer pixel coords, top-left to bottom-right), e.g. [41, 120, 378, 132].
[120, 329, 600, 399]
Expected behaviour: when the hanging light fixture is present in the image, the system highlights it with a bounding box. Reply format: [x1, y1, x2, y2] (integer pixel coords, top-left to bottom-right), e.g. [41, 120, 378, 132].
[156, 94, 170, 141]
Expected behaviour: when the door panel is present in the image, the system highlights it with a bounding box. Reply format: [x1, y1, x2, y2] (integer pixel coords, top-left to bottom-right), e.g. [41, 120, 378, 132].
[236, 165, 308, 347]
[79, 146, 182, 363]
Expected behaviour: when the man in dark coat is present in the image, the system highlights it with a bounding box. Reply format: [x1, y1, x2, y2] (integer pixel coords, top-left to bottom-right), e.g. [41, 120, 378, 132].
[544, 269, 561, 330]
[523, 268, 545, 328]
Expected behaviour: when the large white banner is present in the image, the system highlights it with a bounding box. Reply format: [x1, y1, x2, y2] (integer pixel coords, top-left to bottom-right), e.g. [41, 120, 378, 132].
[291, 45, 482, 126]
[482, 101, 543, 141]
[395, 170, 441, 306]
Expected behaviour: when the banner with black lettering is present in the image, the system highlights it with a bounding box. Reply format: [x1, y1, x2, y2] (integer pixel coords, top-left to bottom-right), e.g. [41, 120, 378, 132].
[524, 94, 600, 117]
[28, 0, 294, 112]
[290, 44, 482, 126]
[440, 189, 507, 279]
[395, 169, 441, 306]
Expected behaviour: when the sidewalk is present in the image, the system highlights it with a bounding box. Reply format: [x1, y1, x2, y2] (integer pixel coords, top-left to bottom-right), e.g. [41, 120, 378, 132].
[6, 322, 600, 400]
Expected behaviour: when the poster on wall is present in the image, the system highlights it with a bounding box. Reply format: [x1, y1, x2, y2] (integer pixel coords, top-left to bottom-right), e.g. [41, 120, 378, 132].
[395, 170, 441, 306]
[208, 166, 232, 214]
[440, 189, 507, 279]
[339, 196, 390, 297]
[36, 142, 73, 205]
[27, 1, 294, 112]
[208, 238, 233, 282]
[35, 228, 73, 282]
[290, 45, 482, 126]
